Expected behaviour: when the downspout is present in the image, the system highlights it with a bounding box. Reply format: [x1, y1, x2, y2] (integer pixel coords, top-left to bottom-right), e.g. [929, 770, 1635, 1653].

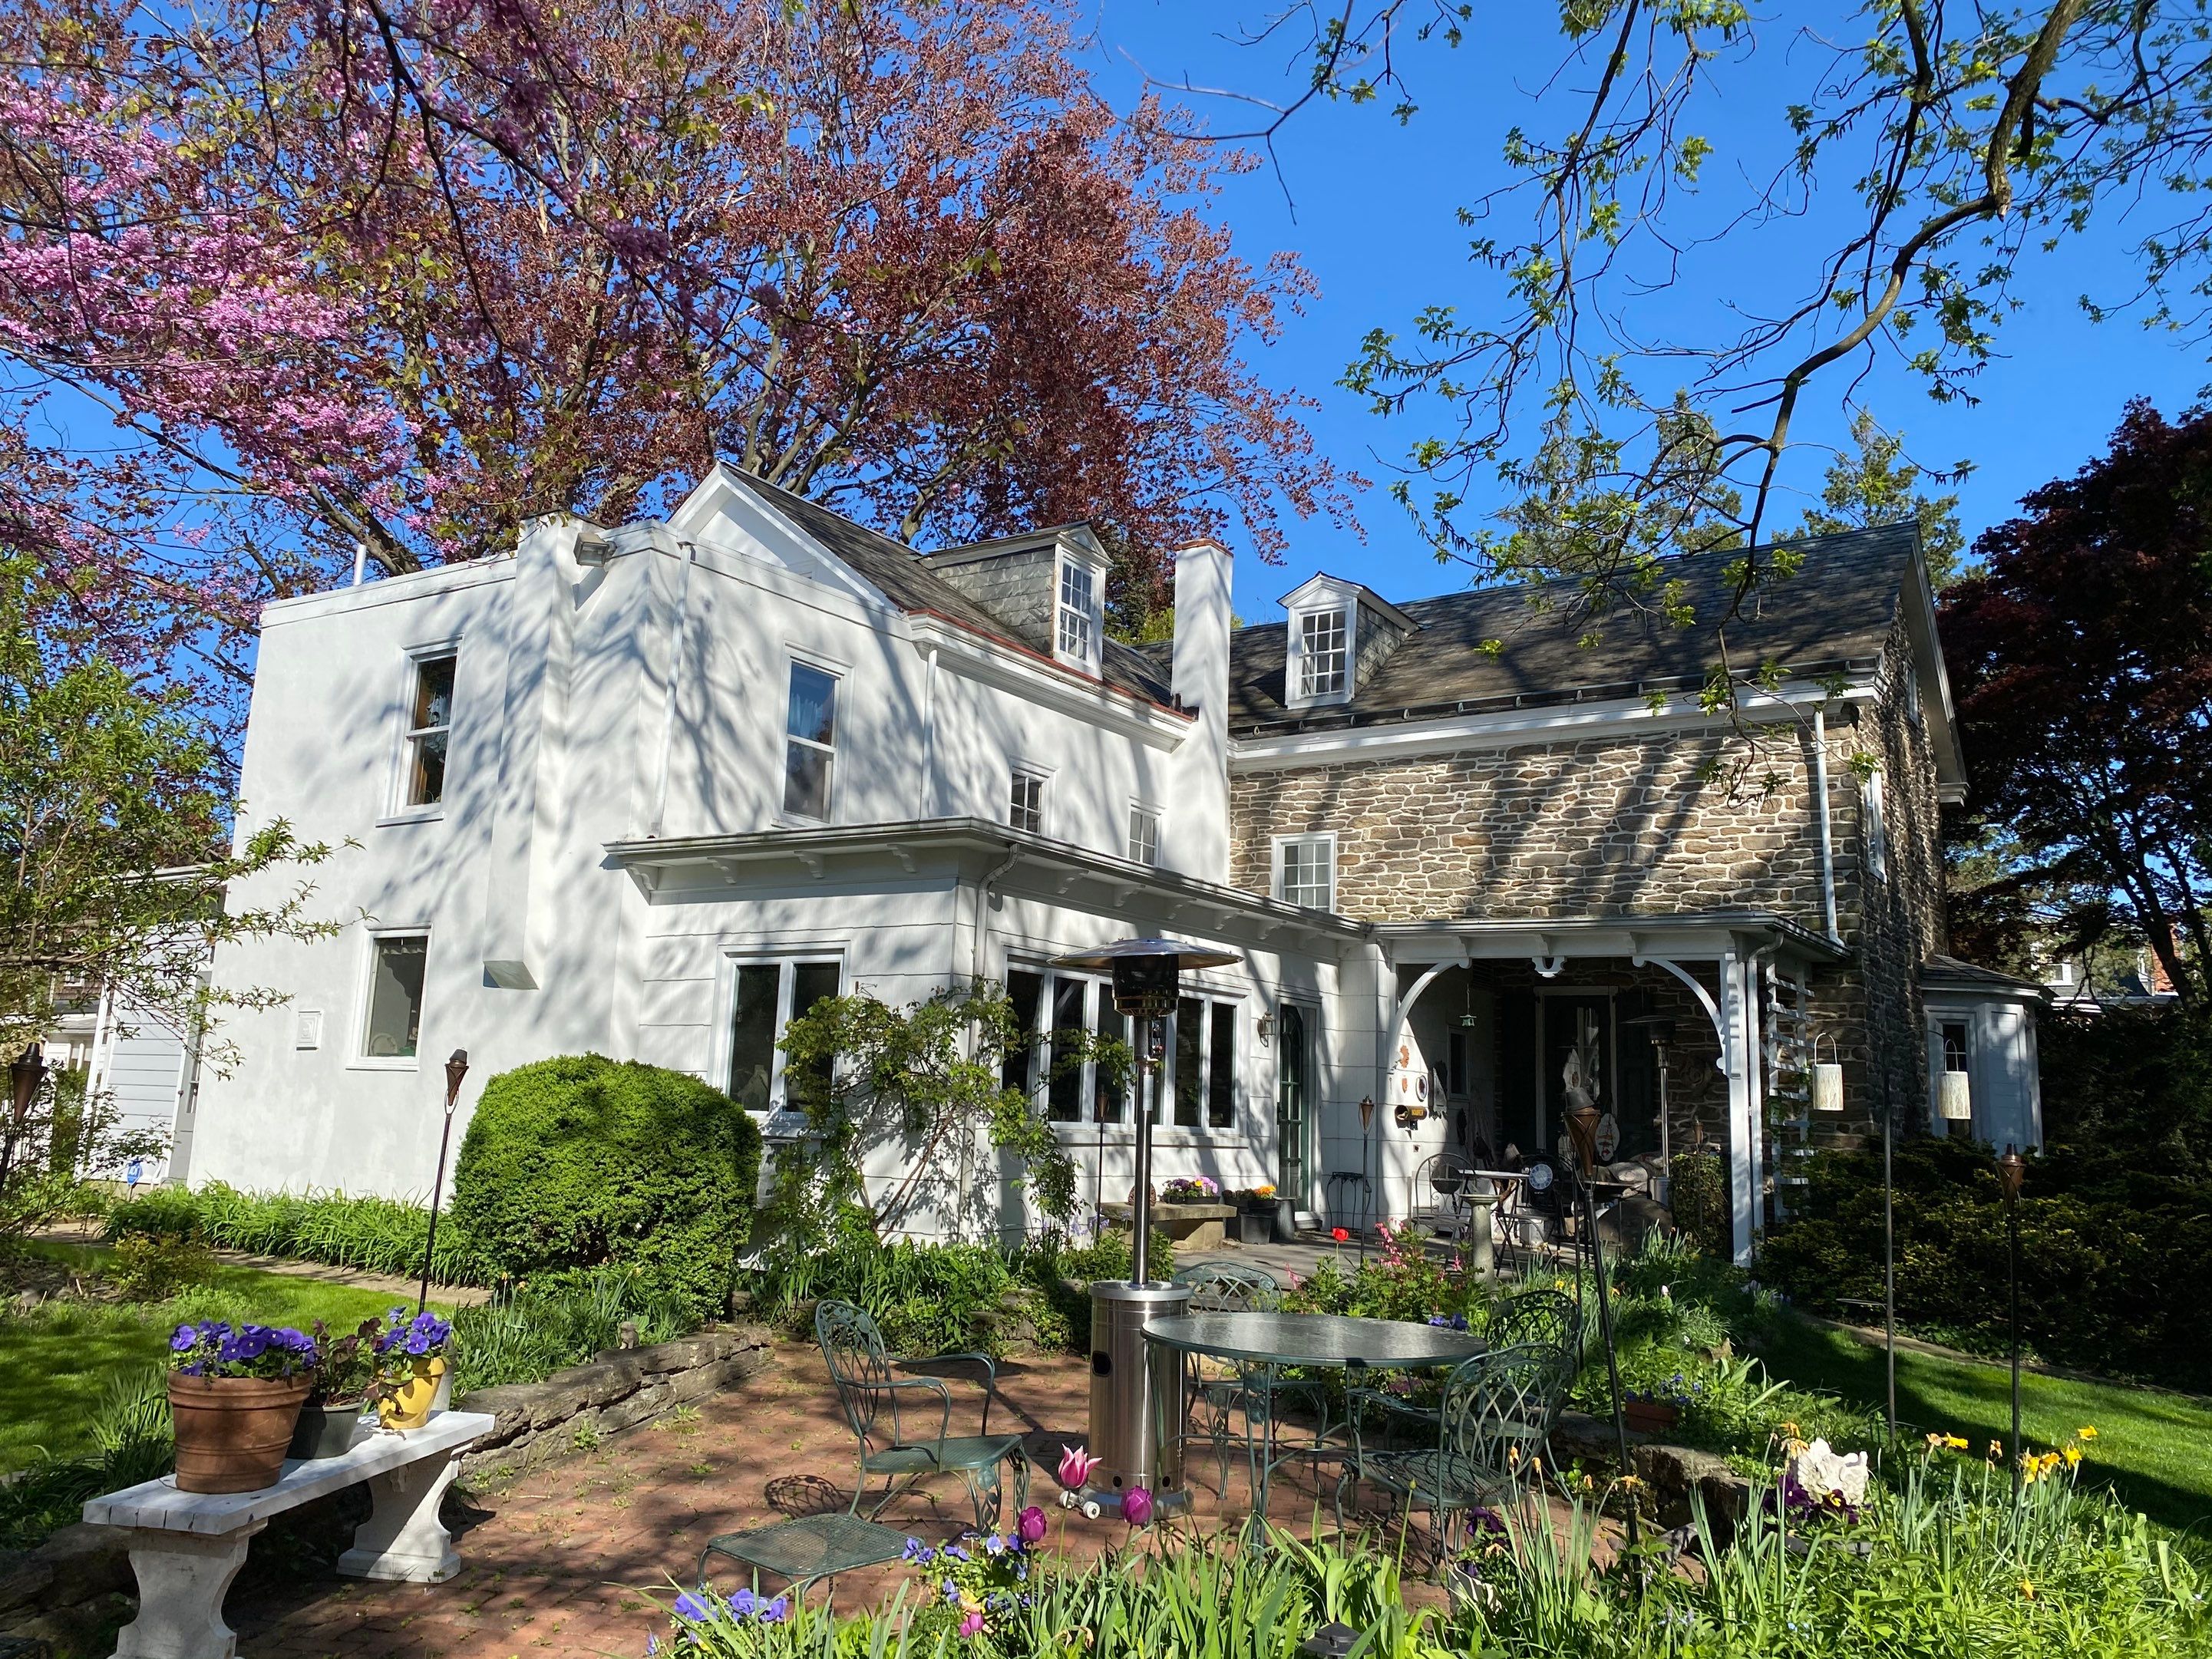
[647, 539, 698, 839]
[916, 646, 939, 820]
[1812, 707, 1841, 945]
[963, 844, 1022, 1241]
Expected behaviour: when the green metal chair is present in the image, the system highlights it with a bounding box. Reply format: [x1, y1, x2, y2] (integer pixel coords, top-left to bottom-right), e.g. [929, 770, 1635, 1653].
[1345, 1288, 1582, 1450]
[814, 1300, 1028, 1532]
[1337, 1341, 1576, 1556]
[1169, 1260, 1328, 1501]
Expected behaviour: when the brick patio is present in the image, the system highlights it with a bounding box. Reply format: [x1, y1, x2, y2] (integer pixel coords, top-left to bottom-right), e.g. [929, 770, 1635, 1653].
[224, 1337, 1415, 1658]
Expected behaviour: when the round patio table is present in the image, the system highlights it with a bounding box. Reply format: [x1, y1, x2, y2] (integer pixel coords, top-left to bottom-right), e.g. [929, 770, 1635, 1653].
[1142, 1312, 1486, 1532]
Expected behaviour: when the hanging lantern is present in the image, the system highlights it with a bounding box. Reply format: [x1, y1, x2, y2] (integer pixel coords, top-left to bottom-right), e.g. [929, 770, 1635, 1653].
[1939, 1070, 1973, 1122]
[1811, 1036, 1844, 1112]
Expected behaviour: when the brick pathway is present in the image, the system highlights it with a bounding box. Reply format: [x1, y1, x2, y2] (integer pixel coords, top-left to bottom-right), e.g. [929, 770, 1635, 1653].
[225, 1339, 1452, 1658]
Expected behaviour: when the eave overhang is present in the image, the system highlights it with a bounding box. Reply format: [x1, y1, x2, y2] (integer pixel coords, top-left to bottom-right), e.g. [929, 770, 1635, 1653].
[1373, 909, 1851, 968]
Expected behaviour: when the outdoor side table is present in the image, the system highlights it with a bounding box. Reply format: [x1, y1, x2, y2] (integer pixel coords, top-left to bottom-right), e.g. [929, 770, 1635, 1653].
[81, 1410, 491, 1659]
[1141, 1313, 1484, 1532]
[695, 1512, 914, 1597]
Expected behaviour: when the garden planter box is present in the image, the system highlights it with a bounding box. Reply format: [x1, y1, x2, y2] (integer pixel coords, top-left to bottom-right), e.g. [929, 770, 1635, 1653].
[288, 1400, 368, 1461]
[1623, 1399, 1682, 1434]
[170, 1374, 312, 1493]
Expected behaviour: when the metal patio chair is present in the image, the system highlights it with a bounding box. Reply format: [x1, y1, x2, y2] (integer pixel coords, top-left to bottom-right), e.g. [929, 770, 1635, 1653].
[814, 1300, 1028, 1532]
[1344, 1287, 1583, 1450]
[1337, 1340, 1577, 1559]
[1168, 1262, 1326, 1498]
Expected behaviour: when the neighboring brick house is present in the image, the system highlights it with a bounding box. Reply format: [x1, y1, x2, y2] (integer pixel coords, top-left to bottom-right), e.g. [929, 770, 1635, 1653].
[1211, 524, 2042, 1261]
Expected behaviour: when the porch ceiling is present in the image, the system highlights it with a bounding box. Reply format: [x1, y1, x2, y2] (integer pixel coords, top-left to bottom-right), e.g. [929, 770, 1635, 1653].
[1373, 909, 1849, 968]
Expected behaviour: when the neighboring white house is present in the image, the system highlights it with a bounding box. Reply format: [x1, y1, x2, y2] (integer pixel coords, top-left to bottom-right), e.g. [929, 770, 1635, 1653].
[192, 473, 2045, 1255]
[192, 467, 1377, 1237]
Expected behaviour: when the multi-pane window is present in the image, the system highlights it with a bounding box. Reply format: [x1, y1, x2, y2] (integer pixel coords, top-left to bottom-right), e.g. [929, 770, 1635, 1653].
[1171, 996, 1238, 1130]
[727, 957, 841, 1111]
[1047, 978, 1088, 1123]
[1009, 770, 1045, 834]
[1127, 804, 1160, 866]
[1274, 835, 1335, 910]
[402, 654, 457, 807]
[1004, 969, 1128, 1123]
[1296, 608, 1349, 700]
[1057, 560, 1097, 665]
[362, 933, 428, 1059]
[1862, 770, 1889, 882]
[784, 662, 838, 820]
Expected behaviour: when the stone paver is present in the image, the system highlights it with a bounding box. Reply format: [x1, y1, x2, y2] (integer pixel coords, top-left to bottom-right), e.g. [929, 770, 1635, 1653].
[222, 1336, 1485, 1657]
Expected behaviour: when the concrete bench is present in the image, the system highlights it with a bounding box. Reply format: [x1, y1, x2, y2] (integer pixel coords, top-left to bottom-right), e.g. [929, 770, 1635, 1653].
[81, 1410, 491, 1659]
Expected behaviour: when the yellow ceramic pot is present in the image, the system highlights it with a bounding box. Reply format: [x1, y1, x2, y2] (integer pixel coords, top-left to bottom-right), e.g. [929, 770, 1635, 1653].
[377, 1355, 446, 1430]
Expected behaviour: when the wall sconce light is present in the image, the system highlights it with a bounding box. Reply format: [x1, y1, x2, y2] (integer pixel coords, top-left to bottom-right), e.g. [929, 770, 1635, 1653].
[1256, 1012, 1274, 1045]
[1939, 1070, 1973, 1121]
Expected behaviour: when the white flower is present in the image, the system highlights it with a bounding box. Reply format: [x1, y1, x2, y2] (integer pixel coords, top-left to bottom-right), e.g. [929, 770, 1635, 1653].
[1791, 1438, 1870, 1507]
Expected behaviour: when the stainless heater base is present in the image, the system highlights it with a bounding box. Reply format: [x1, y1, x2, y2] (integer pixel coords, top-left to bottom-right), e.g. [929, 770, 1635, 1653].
[1087, 1280, 1190, 1495]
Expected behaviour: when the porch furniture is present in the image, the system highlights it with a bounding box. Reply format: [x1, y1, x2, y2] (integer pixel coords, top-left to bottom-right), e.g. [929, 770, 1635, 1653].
[1167, 1262, 1322, 1496]
[1323, 1170, 1373, 1240]
[1410, 1151, 1479, 1245]
[1344, 1288, 1584, 1449]
[695, 1512, 915, 1599]
[1141, 1311, 1485, 1535]
[82, 1410, 490, 1659]
[815, 1301, 1028, 1532]
[1465, 1169, 1535, 1275]
[1337, 1341, 1576, 1556]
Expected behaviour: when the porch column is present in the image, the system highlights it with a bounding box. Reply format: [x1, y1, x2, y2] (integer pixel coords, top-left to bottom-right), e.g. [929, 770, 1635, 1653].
[1720, 946, 1757, 1266]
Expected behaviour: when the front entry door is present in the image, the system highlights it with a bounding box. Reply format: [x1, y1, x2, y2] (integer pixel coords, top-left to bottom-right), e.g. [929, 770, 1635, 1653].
[1276, 1004, 1311, 1207]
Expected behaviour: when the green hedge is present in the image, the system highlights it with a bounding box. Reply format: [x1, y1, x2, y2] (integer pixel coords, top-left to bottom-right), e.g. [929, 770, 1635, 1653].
[1760, 1134, 2212, 1390]
[448, 1054, 760, 1318]
[104, 1180, 487, 1285]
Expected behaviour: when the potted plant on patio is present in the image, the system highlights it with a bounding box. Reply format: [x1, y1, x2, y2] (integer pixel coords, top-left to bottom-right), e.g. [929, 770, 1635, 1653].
[289, 1316, 380, 1459]
[167, 1319, 319, 1492]
[1236, 1186, 1276, 1245]
[1160, 1176, 1218, 1204]
[371, 1306, 454, 1431]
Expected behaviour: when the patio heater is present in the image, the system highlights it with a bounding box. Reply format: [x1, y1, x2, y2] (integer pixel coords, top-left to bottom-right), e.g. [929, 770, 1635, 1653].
[1622, 1014, 1675, 1205]
[1052, 937, 1236, 1516]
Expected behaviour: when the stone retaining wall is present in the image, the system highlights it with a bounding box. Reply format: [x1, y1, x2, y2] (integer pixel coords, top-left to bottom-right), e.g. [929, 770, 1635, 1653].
[454, 1322, 775, 1485]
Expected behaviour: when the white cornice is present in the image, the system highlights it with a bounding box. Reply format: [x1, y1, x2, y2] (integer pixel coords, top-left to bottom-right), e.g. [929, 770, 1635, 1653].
[906, 615, 1192, 749]
[1230, 677, 1877, 770]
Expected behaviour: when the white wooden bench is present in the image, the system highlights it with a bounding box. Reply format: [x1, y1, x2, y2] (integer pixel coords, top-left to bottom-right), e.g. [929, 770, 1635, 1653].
[81, 1410, 492, 1659]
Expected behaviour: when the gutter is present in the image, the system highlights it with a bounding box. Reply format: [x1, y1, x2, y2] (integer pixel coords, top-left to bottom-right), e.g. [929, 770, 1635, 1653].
[1811, 707, 1841, 945]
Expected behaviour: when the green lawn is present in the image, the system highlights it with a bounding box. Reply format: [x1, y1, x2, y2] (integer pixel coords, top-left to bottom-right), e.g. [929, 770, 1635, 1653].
[0, 1243, 460, 1471]
[1761, 1310, 2212, 1534]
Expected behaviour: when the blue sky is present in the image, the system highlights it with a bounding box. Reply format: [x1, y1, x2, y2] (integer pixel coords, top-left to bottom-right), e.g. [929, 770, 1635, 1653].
[1084, 5, 2212, 622]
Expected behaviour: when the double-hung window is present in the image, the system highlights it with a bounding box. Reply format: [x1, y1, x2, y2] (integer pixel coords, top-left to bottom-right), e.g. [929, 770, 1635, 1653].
[1273, 833, 1336, 911]
[1295, 608, 1349, 701]
[727, 956, 842, 1112]
[784, 662, 839, 821]
[1127, 803, 1160, 867]
[1057, 560, 1098, 666]
[1009, 769, 1045, 835]
[361, 932, 428, 1061]
[1170, 997, 1240, 1130]
[401, 653, 457, 808]
[1862, 769, 1889, 883]
[1005, 968, 1129, 1123]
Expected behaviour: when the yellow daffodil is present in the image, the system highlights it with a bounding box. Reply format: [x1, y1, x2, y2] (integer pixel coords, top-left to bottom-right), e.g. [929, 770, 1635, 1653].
[2078, 1426, 2098, 1440]
[1944, 1435, 1969, 1450]
[2022, 1580, 2035, 1600]
[2063, 1445, 2082, 1468]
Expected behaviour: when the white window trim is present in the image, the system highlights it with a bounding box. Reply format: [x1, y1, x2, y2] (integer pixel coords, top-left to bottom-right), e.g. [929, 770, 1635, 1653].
[1053, 552, 1105, 674]
[348, 926, 430, 1071]
[1272, 832, 1339, 911]
[386, 639, 461, 822]
[1127, 800, 1163, 867]
[1011, 960, 1249, 1139]
[1286, 605, 1354, 709]
[779, 651, 844, 828]
[1009, 763, 1052, 836]
[1164, 991, 1245, 1134]
[715, 949, 846, 1115]
[1863, 769, 1889, 883]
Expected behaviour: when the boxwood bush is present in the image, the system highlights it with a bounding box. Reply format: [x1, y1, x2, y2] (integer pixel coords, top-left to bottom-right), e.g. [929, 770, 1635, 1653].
[448, 1054, 759, 1318]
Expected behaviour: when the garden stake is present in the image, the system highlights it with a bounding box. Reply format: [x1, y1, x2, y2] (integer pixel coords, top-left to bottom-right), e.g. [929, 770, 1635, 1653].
[418, 1048, 470, 1314]
[1999, 1144, 2026, 1496]
[1566, 1100, 1637, 1552]
[1881, 1075, 1897, 1450]
[2, 1041, 45, 1194]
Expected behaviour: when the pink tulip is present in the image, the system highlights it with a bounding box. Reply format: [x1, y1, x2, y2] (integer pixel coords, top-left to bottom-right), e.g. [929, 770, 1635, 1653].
[1016, 1505, 1049, 1545]
[959, 1611, 986, 1638]
[1057, 1444, 1101, 1491]
[1121, 1486, 1154, 1526]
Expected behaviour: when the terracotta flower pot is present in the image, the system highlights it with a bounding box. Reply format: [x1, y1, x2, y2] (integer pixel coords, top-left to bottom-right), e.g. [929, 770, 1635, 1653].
[170, 1374, 313, 1493]
[378, 1355, 447, 1431]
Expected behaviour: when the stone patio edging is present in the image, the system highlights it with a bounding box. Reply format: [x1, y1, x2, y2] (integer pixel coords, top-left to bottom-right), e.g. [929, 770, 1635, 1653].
[453, 1321, 777, 1486]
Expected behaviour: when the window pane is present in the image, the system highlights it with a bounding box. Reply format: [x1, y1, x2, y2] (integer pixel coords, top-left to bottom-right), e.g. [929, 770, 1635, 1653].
[1174, 996, 1203, 1127]
[1128, 807, 1157, 866]
[1002, 971, 1043, 1097]
[408, 728, 449, 807]
[1058, 562, 1095, 659]
[728, 965, 781, 1110]
[787, 664, 837, 745]
[364, 936, 427, 1059]
[784, 740, 830, 819]
[1048, 978, 1088, 1123]
[1207, 1002, 1236, 1129]
[411, 655, 455, 731]
[1010, 773, 1042, 834]
[1279, 840, 1332, 909]
[1094, 998, 1125, 1123]
[790, 961, 843, 1102]
[1299, 609, 1346, 696]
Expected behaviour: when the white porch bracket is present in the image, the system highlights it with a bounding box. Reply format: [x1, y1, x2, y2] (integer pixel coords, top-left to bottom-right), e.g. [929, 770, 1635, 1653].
[1629, 949, 1730, 1077]
[1380, 948, 1470, 1097]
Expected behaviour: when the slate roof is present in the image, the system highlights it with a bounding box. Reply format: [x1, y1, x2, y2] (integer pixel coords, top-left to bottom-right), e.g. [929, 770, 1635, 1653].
[1920, 955, 2052, 998]
[721, 469, 1176, 707]
[1203, 523, 1921, 733]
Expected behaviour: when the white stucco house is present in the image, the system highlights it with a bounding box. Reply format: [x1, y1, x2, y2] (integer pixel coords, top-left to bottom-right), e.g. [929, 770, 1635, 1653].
[191, 469, 2044, 1258]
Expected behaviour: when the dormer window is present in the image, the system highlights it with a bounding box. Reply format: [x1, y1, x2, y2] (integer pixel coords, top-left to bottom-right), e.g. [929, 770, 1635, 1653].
[1295, 608, 1349, 701]
[1056, 558, 1099, 670]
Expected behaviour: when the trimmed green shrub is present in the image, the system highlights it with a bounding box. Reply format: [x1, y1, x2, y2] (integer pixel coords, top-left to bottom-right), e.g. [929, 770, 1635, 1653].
[449, 1054, 760, 1317]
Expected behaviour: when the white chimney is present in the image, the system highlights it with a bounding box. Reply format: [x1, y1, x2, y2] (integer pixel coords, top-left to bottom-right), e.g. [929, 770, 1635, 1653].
[1168, 539, 1233, 883]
